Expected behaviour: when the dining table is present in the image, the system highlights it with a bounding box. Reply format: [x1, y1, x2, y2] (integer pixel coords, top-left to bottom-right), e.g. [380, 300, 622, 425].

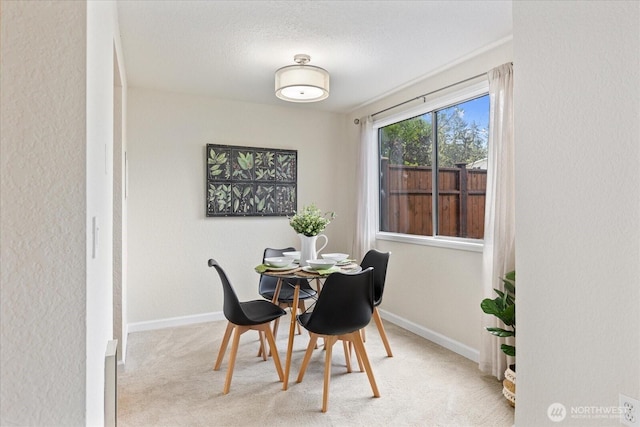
[255, 260, 361, 390]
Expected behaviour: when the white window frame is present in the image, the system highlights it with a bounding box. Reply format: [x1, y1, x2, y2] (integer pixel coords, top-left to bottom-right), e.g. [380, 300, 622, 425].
[372, 80, 489, 252]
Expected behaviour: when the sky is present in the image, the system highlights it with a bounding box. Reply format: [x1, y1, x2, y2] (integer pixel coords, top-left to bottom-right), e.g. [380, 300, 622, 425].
[459, 94, 489, 128]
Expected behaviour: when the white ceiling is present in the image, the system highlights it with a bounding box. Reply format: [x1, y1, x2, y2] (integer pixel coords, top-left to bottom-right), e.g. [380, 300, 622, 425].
[117, 1, 512, 113]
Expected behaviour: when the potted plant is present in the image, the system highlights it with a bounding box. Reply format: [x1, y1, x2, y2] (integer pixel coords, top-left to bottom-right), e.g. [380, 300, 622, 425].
[480, 270, 516, 406]
[289, 204, 335, 266]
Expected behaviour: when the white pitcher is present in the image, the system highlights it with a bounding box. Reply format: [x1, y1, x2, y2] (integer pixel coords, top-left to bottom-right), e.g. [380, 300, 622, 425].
[298, 233, 328, 267]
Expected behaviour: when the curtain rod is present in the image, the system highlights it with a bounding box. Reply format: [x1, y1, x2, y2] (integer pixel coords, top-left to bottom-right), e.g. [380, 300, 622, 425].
[355, 71, 487, 124]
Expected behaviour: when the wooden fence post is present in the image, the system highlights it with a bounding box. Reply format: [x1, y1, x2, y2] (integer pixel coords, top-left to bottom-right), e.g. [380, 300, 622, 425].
[456, 163, 468, 238]
[380, 157, 389, 231]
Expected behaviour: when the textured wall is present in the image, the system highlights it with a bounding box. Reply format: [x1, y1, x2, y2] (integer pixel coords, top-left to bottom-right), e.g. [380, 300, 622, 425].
[0, 1, 87, 425]
[514, 1, 640, 425]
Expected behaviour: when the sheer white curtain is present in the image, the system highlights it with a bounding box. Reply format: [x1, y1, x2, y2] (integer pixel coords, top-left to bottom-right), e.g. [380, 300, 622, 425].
[479, 63, 516, 379]
[352, 116, 376, 261]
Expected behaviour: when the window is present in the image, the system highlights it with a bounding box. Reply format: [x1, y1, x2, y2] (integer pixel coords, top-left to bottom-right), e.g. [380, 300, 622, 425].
[377, 86, 489, 244]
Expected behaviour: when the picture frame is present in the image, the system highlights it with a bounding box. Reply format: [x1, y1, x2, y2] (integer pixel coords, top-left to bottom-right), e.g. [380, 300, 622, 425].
[206, 143, 297, 217]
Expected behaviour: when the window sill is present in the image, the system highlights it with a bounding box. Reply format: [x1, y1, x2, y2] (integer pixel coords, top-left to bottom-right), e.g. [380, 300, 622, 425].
[376, 232, 483, 253]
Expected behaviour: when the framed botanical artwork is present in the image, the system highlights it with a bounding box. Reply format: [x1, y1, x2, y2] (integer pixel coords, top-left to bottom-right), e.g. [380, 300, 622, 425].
[206, 143, 297, 217]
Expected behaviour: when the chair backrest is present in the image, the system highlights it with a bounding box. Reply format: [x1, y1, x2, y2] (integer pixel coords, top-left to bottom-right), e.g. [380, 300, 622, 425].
[208, 259, 252, 325]
[360, 250, 390, 306]
[302, 268, 374, 336]
[258, 247, 296, 296]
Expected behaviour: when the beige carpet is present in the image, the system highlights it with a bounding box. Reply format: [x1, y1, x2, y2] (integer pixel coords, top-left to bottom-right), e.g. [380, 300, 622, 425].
[118, 315, 514, 426]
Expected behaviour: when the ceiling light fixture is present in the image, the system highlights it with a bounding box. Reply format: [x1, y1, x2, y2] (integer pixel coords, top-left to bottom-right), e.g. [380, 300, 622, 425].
[275, 54, 330, 103]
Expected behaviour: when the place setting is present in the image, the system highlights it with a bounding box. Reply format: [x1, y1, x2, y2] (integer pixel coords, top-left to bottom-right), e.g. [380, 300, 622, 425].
[254, 256, 300, 275]
[299, 253, 360, 276]
[255, 252, 360, 277]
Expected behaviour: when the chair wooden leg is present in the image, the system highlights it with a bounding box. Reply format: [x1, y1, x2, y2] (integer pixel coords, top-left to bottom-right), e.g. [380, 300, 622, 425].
[263, 325, 284, 382]
[373, 307, 393, 357]
[350, 331, 380, 398]
[343, 340, 352, 373]
[322, 336, 338, 412]
[272, 316, 281, 341]
[261, 316, 282, 358]
[258, 330, 267, 361]
[223, 325, 247, 394]
[350, 340, 364, 372]
[214, 322, 234, 371]
[296, 334, 318, 383]
[296, 301, 306, 335]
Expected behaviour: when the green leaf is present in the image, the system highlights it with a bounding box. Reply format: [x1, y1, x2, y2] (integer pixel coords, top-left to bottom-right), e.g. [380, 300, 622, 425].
[486, 327, 515, 337]
[501, 304, 515, 326]
[237, 152, 254, 171]
[503, 280, 516, 295]
[501, 344, 516, 357]
[480, 299, 501, 316]
[238, 156, 247, 170]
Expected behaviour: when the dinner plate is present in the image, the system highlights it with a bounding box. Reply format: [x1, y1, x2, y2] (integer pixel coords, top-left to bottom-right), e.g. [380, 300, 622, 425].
[265, 264, 298, 271]
[301, 266, 338, 274]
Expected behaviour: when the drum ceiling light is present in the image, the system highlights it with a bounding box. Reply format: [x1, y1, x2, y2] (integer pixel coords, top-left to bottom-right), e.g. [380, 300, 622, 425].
[275, 54, 330, 103]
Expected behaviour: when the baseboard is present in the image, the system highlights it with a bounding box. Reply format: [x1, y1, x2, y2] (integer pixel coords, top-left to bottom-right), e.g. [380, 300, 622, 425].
[127, 311, 225, 334]
[378, 308, 479, 363]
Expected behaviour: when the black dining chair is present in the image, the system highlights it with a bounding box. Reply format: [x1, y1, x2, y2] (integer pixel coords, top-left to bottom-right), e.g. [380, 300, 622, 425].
[360, 249, 393, 357]
[208, 259, 286, 394]
[296, 268, 380, 412]
[258, 247, 318, 338]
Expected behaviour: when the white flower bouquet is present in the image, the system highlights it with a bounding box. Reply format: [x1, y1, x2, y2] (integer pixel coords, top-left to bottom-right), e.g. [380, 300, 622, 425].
[289, 204, 335, 237]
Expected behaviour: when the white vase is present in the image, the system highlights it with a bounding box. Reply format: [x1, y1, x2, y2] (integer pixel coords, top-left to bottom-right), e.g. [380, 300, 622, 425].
[298, 233, 328, 266]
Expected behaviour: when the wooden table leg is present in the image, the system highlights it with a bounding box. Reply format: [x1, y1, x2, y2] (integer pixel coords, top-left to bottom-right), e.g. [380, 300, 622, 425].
[282, 284, 299, 391]
[259, 277, 284, 358]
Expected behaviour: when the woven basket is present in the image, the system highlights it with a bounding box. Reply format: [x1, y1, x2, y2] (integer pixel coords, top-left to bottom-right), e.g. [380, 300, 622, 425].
[502, 367, 516, 407]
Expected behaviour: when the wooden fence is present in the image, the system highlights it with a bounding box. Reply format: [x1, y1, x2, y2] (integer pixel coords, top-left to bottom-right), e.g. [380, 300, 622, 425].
[380, 158, 486, 239]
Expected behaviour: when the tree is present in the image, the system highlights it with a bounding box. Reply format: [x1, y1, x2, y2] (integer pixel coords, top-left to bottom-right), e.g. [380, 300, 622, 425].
[379, 114, 432, 166]
[436, 107, 488, 168]
[379, 106, 488, 168]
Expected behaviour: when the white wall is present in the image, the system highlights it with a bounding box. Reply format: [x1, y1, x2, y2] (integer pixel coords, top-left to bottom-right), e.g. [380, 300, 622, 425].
[127, 89, 349, 324]
[86, 1, 124, 424]
[513, 1, 640, 425]
[0, 1, 87, 424]
[1, 1, 125, 425]
[348, 41, 513, 355]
